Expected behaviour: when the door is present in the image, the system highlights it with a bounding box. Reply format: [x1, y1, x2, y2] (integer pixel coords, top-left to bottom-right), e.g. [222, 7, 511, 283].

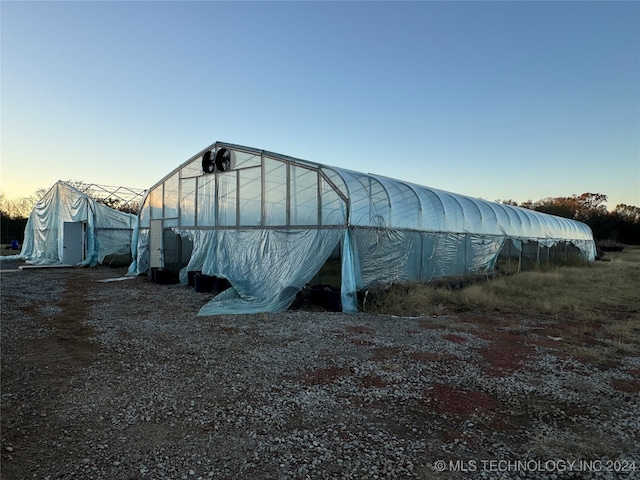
[63, 222, 84, 265]
[149, 219, 163, 268]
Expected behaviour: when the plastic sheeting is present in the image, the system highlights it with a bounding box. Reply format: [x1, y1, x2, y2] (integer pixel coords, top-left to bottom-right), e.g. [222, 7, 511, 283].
[130, 142, 597, 315]
[174, 228, 342, 315]
[12, 181, 136, 266]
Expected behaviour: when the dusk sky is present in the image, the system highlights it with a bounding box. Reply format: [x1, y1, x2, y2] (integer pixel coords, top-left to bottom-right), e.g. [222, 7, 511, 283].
[1, 1, 638, 209]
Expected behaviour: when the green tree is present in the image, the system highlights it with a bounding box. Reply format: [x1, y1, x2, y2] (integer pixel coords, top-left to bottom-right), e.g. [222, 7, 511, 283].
[610, 204, 640, 244]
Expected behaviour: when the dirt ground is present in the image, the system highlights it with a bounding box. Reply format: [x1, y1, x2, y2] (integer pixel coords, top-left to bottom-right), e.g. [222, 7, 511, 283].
[1, 259, 638, 479]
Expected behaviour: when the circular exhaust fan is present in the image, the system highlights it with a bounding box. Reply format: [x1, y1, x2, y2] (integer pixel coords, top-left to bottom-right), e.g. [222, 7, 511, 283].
[202, 150, 215, 174]
[215, 148, 235, 172]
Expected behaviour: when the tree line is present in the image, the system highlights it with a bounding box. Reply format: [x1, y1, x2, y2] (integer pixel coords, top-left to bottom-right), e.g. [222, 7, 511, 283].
[1, 189, 638, 245]
[497, 193, 640, 245]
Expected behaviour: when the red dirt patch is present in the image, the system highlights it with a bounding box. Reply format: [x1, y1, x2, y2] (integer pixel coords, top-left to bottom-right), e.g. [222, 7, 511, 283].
[611, 379, 640, 393]
[422, 384, 499, 415]
[372, 347, 402, 361]
[440, 428, 468, 443]
[477, 331, 535, 377]
[358, 375, 388, 388]
[303, 366, 351, 385]
[443, 333, 467, 344]
[23, 275, 100, 372]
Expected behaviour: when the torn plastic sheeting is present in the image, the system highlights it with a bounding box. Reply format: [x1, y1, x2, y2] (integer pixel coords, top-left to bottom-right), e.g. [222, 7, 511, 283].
[468, 235, 505, 272]
[127, 216, 141, 275]
[197, 285, 302, 315]
[573, 239, 596, 261]
[197, 228, 342, 315]
[340, 229, 359, 313]
[131, 229, 150, 274]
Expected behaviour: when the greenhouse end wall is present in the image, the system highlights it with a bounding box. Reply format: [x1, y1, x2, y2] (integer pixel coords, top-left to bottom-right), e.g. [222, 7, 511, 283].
[10, 181, 137, 267]
[130, 142, 596, 315]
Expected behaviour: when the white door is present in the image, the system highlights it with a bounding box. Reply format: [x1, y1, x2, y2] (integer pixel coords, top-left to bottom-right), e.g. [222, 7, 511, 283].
[149, 219, 163, 268]
[63, 222, 84, 265]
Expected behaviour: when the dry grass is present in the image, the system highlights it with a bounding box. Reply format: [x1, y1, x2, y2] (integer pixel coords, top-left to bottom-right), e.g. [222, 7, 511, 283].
[604, 316, 640, 342]
[366, 246, 640, 324]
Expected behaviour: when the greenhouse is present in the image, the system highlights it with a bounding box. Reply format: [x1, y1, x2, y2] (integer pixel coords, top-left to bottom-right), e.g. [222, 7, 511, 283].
[129, 142, 597, 315]
[14, 181, 142, 267]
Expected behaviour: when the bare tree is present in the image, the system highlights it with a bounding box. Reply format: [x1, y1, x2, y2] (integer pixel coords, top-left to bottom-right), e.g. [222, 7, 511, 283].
[0, 191, 40, 219]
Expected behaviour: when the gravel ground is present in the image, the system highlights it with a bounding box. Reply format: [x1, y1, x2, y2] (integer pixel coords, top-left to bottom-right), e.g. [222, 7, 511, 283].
[1, 260, 638, 480]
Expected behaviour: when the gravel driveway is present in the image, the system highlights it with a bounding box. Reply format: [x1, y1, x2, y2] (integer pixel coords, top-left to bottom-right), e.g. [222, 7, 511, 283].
[1, 261, 638, 479]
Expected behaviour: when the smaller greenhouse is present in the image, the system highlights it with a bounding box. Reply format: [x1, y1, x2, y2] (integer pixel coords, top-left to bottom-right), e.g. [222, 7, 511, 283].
[129, 142, 596, 315]
[15, 181, 143, 266]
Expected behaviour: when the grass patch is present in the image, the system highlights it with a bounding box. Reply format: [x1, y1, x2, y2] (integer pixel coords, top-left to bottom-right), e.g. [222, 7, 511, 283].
[365, 247, 640, 326]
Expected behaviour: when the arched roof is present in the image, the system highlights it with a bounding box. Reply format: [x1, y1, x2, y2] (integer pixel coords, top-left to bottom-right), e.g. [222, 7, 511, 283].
[324, 165, 593, 242]
[142, 141, 594, 243]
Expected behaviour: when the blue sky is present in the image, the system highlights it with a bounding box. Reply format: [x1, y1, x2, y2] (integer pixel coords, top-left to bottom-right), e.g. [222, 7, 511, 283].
[2, 1, 638, 209]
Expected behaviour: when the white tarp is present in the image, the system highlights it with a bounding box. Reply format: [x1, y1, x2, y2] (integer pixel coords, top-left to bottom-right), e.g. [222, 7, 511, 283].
[11, 181, 136, 266]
